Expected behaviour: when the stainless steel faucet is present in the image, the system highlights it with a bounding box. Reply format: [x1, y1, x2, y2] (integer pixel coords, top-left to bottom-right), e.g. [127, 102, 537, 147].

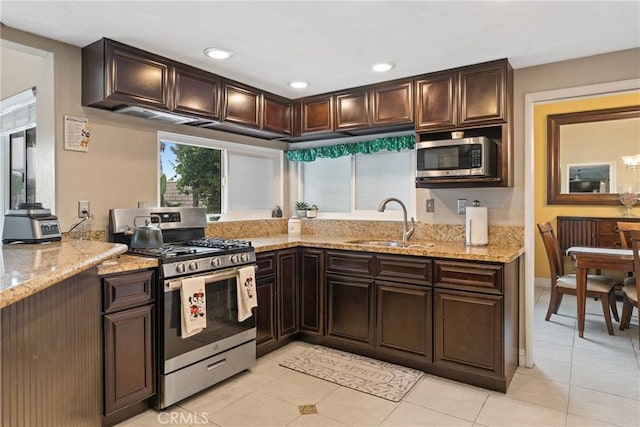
[378, 197, 415, 243]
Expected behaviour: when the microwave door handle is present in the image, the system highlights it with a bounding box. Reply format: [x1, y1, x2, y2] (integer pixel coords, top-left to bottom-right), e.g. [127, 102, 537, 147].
[165, 265, 257, 291]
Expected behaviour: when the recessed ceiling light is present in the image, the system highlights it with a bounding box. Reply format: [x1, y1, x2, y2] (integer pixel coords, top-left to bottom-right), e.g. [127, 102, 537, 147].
[203, 48, 233, 60]
[289, 81, 309, 89]
[372, 62, 395, 72]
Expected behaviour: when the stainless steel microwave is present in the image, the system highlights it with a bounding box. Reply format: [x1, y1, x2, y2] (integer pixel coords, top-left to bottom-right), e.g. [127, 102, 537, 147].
[416, 136, 496, 179]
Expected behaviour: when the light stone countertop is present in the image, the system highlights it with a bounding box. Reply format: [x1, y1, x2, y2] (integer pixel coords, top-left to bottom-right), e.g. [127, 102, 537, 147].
[249, 234, 524, 263]
[97, 253, 159, 276]
[0, 240, 128, 309]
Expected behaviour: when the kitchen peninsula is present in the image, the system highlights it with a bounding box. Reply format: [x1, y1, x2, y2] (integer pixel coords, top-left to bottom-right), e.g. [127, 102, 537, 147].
[0, 240, 129, 425]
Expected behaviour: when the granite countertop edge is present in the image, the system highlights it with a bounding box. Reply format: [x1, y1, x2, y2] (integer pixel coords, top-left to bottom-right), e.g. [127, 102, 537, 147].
[1, 241, 128, 309]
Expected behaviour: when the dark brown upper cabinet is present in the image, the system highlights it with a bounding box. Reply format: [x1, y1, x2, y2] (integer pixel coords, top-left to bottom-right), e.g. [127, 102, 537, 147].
[263, 94, 292, 135]
[371, 79, 414, 126]
[415, 59, 511, 132]
[172, 65, 221, 120]
[300, 94, 334, 134]
[82, 38, 171, 110]
[222, 81, 262, 129]
[335, 89, 370, 130]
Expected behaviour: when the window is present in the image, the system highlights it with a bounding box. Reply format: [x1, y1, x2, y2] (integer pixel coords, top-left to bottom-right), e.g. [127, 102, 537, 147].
[158, 132, 283, 221]
[299, 149, 415, 219]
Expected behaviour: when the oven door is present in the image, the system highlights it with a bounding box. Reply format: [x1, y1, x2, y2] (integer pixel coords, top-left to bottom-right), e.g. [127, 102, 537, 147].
[161, 266, 257, 374]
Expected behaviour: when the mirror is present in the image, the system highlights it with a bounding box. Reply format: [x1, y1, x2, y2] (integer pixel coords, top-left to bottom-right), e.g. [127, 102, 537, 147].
[547, 105, 640, 205]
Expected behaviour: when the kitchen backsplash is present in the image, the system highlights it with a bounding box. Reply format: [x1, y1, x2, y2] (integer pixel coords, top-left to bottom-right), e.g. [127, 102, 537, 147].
[67, 218, 523, 246]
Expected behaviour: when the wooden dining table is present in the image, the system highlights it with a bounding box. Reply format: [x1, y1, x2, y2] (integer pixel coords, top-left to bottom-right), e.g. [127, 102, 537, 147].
[566, 246, 634, 338]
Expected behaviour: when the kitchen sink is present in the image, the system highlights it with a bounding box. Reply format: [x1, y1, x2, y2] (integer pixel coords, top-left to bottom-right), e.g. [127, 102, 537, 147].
[346, 240, 433, 248]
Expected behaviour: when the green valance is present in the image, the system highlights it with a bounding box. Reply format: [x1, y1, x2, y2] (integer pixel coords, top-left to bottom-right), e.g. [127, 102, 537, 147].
[286, 135, 415, 162]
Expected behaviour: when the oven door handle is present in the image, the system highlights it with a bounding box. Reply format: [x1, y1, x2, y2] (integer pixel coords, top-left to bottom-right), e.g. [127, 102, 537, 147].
[164, 265, 257, 292]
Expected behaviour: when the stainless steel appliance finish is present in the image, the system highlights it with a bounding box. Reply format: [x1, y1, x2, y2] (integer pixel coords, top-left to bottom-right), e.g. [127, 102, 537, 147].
[109, 207, 257, 409]
[416, 136, 496, 179]
[3, 203, 62, 243]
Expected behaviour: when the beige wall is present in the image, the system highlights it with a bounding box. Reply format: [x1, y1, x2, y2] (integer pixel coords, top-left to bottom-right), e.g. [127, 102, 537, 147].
[2, 24, 639, 238]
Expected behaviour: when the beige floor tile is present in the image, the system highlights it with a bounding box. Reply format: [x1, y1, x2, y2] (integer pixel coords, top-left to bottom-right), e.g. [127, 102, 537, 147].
[475, 394, 566, 427]
[568, 385, 640, 427]
[517, 355, 572, 384]
[533, 339, 574, 363]
[258, 370, 340, 405]
[266, 341, 314, 362]
[288, 413, 349, 427]
[570, 363, 640, 400]
[566, 413, 620, 427]
[380, 402, 473, 427]
[207, 391, 300, 426]
[315, 386, 398, 426]
[177, 379, 253, 416]
[506, 372, 570, 411]
[404, 376, 488, 422]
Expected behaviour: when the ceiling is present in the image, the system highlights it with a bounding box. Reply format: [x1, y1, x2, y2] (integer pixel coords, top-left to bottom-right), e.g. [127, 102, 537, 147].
[1, 1, 639, 98]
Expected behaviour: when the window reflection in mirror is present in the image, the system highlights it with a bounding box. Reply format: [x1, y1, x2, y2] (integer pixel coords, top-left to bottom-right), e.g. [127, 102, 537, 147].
[547, 105, 640, 205]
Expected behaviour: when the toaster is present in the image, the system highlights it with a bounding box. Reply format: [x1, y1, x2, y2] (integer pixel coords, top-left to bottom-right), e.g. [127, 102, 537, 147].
[2, 203, 62, 244]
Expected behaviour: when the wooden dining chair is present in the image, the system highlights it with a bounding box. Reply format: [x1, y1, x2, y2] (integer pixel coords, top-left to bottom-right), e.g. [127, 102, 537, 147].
[537, 222, 619, 333]
[620, 229, 640, 347]
[617, 221, 640, 248]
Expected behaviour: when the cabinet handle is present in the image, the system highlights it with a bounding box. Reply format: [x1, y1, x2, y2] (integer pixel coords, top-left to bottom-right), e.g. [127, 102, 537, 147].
[613, 242, 622, 248]
[207, 359, 226, 371]
[613, 226, 620, 232]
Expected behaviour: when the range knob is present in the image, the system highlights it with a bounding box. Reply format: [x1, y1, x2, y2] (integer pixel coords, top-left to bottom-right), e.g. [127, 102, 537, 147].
[230, 255, 239, 264]
[210, 257, 221, 267]
[188, 261, 199, 271]
[240, 253, 249, 262]
[176, 263, 186, 274]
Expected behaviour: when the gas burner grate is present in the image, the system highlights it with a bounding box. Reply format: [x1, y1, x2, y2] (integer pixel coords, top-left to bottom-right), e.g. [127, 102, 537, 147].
[129, 245, 199, 258]
[184, 237, 253, 250]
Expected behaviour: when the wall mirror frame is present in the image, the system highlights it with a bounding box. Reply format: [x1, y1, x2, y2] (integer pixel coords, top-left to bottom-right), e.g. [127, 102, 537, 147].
[547, 105, 640, 205]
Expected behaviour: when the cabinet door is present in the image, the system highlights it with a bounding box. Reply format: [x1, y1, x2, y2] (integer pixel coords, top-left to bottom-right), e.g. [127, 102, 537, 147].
[223, 81, 262, 128]
[434, 289, 503, 378]
[414, 71, 457, 131]
[556, 217, 597, 252]
[105, 41, 170, 110]
[300, 95, 334, 134]
[371, 79, 414, 126]
[458, 62, 505, 126]
[277, 249, 298, 339]
[298, 248, 324, 335]
[376, 281, 432, 361]
[256, 275, 276, 348]
[335, 89, 370, 130]
[104, 304, 154, 415]
[326, 274, 374, 348]
[263, 94, 292, 135]
[173, 66, 221, 119]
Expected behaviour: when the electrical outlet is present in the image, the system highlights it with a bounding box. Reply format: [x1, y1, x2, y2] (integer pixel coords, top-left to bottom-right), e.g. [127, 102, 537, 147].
[426, 198, 435, 213]
[457, 199, 467, 215]
[78, 200, 90, 218]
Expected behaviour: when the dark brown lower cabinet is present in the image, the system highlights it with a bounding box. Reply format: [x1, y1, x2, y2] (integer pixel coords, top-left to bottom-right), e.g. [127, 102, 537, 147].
[434, 289, 502, 376]
[256, 250, 298, 356]
[298, 248, 324, 336]
[326, 274, 375, 348]
[101, 269, 155, 426]
[104, 304, 154, 415]
[375, 281, 432, 362]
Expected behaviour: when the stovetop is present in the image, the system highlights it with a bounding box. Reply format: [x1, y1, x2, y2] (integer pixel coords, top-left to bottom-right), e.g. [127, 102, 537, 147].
[128, 238, 253, 260]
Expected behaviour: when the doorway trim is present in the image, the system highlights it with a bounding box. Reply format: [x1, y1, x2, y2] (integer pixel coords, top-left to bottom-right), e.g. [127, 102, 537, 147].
[523, 78, 640, 368]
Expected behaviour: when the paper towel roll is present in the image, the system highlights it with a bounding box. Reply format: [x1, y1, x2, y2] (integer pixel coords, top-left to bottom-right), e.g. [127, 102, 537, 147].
[465, 207, 488, 246]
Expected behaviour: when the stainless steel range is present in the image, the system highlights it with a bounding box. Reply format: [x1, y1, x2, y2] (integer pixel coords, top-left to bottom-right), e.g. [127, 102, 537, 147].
[109, 207, 257, 409]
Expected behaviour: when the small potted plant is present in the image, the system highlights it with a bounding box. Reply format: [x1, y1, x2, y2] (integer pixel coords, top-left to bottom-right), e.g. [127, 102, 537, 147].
[295, 201, 309, 218]
[306, 204, 318, 218]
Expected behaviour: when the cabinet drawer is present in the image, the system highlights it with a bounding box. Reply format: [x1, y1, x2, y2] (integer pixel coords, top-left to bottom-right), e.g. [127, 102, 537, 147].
[597, 219, 624, 248]
[376, 255, 432, 285]
[325, 251, 375, 277]
[103, 270, 154, 313]
[434, 260, 502, 295]
[256, 252, 276, 277]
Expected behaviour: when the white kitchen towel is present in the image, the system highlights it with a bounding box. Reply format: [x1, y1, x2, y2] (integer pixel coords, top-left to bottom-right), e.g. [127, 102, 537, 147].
[465, 206, 488, 246]
[237, 266, 257, 322]
[180, 276, 207, 339]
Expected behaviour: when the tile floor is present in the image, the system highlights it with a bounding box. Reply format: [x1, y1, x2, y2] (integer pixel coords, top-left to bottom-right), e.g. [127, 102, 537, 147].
[119, 286, 639, 426]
